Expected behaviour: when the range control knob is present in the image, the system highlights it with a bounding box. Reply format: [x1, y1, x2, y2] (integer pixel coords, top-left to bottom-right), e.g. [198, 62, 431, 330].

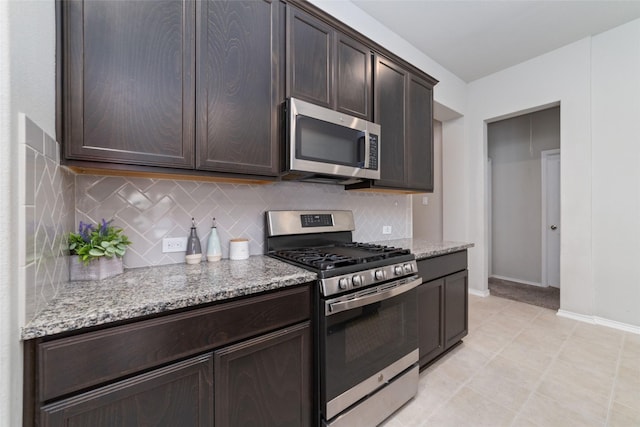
[352, 275, 363, 287]
[403, 263, 413, 274]
[338, 277, 349, 290]
[374, 270, 385, 280]
[394, 265, 404, 276]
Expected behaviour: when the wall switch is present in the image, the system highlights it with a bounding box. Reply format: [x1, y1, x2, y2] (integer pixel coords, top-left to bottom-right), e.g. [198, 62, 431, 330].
[382, 225, 392, 235]
[422, 196, 429, 205]
[162, 237, 187, 253]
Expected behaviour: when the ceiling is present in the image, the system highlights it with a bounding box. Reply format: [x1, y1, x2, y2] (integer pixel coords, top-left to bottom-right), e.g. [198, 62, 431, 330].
[351, 0, 640, 82]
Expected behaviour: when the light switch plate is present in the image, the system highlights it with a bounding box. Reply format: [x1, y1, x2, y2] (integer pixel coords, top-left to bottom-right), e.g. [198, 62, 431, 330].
[382, 226, 392, 235]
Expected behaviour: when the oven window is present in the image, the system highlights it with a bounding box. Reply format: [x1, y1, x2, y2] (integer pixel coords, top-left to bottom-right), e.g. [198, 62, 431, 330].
[296, 116, 365, 167]
[345, 303, 401, 363]
[321, 288, 418, 404]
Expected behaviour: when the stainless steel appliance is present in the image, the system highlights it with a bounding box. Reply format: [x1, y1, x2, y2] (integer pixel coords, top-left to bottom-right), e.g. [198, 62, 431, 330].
[265, 210, 420, 427]
[283, 98, 381, 185]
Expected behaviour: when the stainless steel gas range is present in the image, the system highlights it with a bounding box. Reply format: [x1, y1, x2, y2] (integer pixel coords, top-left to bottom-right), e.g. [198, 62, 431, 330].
[265, 210, 421, 427]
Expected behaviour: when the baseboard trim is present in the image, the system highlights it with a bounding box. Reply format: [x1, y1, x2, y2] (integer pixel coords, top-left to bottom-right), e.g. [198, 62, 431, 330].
[557, 310, 640, 335]
[469, 288, 490, 297]
[490, 275, 546, 288]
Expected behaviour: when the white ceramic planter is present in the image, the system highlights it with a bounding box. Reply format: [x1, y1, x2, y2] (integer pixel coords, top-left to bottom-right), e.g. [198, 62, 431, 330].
[69, 256, 123, 281]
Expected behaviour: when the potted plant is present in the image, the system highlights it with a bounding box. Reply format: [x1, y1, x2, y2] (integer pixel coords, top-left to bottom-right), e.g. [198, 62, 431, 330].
[68, 219, 132, 281]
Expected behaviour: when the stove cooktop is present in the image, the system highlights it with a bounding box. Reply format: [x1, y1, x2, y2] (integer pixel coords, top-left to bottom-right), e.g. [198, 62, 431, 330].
[271, 242, 412, 272]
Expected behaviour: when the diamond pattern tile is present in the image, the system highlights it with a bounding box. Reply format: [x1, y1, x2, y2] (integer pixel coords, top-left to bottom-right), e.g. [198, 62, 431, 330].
[20, 115, 75, 325]
[75, 177, 411, 268]
[21, 114, 412, 324]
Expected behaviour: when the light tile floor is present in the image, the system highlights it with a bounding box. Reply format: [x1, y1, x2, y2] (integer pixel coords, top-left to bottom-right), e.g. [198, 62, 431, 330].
[382, 294, 640, 427]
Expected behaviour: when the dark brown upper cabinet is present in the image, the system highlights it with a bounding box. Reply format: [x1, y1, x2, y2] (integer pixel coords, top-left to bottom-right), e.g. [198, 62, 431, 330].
[373, 55, 408, 189]
[407, 73, 434, 191]
[59, 0, 282, 179]
[58, 0, 435, 183]
[347, 54, 434, 193]
[286, 6, 372, 120]
[61, 0, 196, 169]
[195, 0, 282, 176]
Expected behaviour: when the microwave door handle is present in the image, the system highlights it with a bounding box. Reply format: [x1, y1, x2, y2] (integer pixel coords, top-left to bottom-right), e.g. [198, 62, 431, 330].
[358, 132, 370, 169]
[326, 277, 421, 316]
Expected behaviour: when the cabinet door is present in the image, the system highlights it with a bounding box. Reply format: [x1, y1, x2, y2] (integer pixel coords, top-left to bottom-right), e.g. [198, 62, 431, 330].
[196, 0, 282, 176]
[41, 354, 213, 426]
[444, 270, 469, 348]
[374, 55, 408, 188]
[335, 34, 372, 120]
[287, 7, 333, 108]
[418, 279, 445, 368]
[407, 74, 434, 191]
[214, 322, 311, 427]
[63, 0, 195, 168]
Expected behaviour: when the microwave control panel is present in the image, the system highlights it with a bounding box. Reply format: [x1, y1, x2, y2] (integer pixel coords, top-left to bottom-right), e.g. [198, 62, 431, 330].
[369, 134, 379, 170]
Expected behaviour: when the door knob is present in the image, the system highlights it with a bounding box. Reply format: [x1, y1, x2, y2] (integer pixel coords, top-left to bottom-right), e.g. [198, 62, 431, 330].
[550, 225, 558, 230]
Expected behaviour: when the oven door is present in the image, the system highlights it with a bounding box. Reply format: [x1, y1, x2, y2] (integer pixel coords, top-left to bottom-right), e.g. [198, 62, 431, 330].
[320, 276, 420, 421]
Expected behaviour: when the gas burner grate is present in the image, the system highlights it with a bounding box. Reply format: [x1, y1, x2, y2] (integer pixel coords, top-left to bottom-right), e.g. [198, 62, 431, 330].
[272, 243, 411, 271]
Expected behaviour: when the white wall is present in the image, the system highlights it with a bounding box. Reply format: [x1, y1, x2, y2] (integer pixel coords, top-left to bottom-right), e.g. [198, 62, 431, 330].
[1, 1, 56, 425]
[456, 18, 640, 327]
[462, 37, 593, 315]
[0, 4, 16, 426]
[591, 21, 640, 326]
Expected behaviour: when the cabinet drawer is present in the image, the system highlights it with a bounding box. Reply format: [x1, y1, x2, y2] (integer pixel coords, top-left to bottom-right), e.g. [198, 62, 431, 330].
[416, 251, 467, 283]
[38, 285, 310, 402]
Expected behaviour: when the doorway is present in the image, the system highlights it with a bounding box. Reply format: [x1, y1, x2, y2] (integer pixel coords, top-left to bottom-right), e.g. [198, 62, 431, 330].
[487, 106, 560, 309]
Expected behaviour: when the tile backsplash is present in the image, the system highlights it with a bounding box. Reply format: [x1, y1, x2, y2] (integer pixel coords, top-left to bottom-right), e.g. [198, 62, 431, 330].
[20, 115, 75, 324]
[75, 176, 411, 268]
[20, 111, 411, 324]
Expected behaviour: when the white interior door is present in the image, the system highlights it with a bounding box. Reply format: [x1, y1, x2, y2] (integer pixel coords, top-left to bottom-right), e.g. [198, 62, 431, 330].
[542, 150, 560, 287]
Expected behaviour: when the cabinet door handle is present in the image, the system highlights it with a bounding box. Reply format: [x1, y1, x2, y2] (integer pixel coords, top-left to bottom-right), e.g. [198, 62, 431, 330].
[550, 225, 558, 230]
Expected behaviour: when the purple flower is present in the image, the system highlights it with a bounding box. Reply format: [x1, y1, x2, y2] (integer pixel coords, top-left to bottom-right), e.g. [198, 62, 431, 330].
[99, 219, 111, 236]
[78, 221, 94, 243]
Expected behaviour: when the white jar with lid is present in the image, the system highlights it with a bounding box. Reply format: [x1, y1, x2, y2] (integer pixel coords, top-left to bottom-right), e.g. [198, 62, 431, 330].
[229, 238, 249, 260]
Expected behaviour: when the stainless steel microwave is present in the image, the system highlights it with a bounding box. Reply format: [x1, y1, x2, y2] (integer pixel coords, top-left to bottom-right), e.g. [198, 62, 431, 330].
[283, 97, 381, 184]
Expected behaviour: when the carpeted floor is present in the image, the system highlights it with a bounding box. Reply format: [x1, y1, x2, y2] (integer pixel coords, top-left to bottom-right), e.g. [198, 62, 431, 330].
[488, 277, 560, 310]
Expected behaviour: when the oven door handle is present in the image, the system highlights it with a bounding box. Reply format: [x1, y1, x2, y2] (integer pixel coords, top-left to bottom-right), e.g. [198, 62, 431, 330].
[326, 277, 421, 315]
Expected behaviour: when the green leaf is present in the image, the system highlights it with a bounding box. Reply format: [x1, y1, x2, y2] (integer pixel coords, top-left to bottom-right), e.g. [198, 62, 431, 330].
[100, 241, 112, 249]
[88, 248, 105, 257]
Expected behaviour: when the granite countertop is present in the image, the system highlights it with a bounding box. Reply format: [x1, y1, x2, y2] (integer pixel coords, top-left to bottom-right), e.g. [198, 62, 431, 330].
[21, 240, 472, 341]
[21, 256, 316, 340]
[371, 238, 474, 260]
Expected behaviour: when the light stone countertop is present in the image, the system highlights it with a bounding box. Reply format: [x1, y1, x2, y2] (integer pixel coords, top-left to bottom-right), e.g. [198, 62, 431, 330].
[21, 256, 316, 340]
[21, 240, 473, 341]
[370, 238, 474, 260]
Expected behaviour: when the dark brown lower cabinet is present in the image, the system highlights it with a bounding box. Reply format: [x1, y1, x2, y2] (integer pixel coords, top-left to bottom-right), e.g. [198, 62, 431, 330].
[417, 251, 469, 369]
[41, 354, 214, 426]
[214, 322, 311, 427]
[24, 285, 312, 427]
[417, 278, 444, 366]
[444, 271, 469, 348]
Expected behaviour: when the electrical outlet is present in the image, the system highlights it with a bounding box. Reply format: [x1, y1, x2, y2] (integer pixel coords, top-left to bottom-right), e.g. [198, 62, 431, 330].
[422, 196, 429, 206]
[162, 237, 187, 253]
[382, 225, 392, 235]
